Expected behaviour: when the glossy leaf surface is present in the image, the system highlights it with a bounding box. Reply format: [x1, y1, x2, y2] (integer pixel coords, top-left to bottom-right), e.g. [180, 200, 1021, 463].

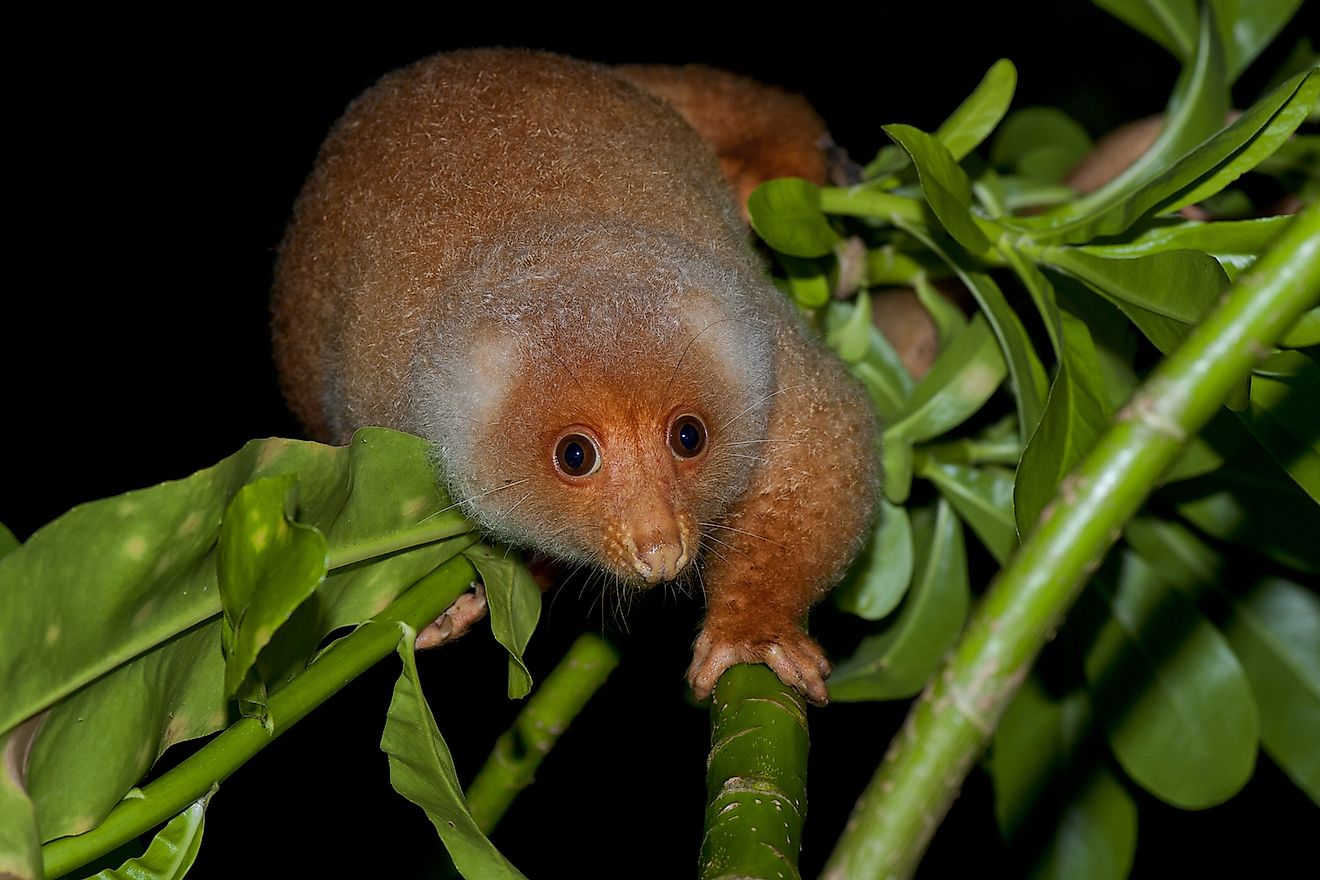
[918, 460, 1018, 564]
[92, 788, 214, 880]
[834, 500, 914, 621]
[748, 178, 841, 258]
[885, 313, 1006, 443]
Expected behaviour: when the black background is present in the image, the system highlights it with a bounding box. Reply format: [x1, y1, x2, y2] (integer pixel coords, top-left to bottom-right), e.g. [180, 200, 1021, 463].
[6, 3, 1316, 878]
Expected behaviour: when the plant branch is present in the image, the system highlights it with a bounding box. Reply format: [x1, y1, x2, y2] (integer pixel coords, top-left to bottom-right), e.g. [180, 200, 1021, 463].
[822, 201, 1320, 880]
[699, 664, 810, 880]
[465, 633, 619, 834]
[41, 557, 477, 879]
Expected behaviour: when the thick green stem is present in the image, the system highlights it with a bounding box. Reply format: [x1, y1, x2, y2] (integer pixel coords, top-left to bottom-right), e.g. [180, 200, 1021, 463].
[41, 557, 477, 879]
[823, 202, 1320, 880]
[464, 633, 619, 833]
[819, 187, 926, 224]
[699, 664, 809, 880]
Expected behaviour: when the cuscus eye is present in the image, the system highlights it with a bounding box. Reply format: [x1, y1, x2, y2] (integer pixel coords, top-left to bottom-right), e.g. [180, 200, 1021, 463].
[554, 433, 600, 477]
[668, 415, 707, 459]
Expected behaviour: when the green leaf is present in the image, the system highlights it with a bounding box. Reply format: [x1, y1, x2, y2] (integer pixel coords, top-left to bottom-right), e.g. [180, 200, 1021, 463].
[992, 676, 1137, 880]
[463, 544, 541, 699]
[1014, 313, 1114, 537]
[918, 460, 1018, 564]
[217, 476, 328, 704]
[1077, 216, 1291, 279]
[935, 59, 1018, 161]
[834, 500, 914, 621]
[1280, 306, 1320, 348]
[913, 273, 967, 345]
[884, 124, 993, 255]
[1094, 0, 1199, 61]
[748, 178, 841, 258]
[0, 524, 16, 560]
[1083, 552, 1259, 809]
[844, 314, 917, 423]
[1237, 357, 1320, 502]
[883, 439, 914, 505]
[825, 292, 875, 364]
[382, 629, 527, 880]
[1, 428, 475, 838]
[989, 107, 1093, 184]
[1221, 577, 1320, 804]
[1168, 464, 1320, 575]
[777, 252, 832, 309]
[897, 220, 1048, 440]
[92, 787, 214, 880]
[885, 313, 1007, 443]
[0, 721, 40, 880]
[831, 500, 970, 701]
[1043, 247, 1230, 325]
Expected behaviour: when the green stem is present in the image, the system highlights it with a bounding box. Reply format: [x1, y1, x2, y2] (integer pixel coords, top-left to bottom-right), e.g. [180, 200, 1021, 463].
[819, 186, 926, 224]
[822, 202, 1320, 880]
[464, 633, 619, 833]
[699, 664, 809, 880]
[41, 557, 477, 879]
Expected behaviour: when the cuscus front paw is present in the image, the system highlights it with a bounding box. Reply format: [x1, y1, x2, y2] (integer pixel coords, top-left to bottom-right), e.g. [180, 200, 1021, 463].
[686, 623, 832, 706]
[414, 582, 488, 650]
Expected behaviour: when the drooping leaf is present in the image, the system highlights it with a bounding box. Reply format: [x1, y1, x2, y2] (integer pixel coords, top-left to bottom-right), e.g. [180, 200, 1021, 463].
[1221, 577, 1320, 804]
[462, 544, 541, 699]
[885, 313, 1007, 443]
[918, 460, 1018, 564]
[1083, 552, 1259, 809]
[897, 221, 1048, 440]
[1014, 313, 1114, 537]
[935, 59, 1018, 161]
[992, 676, 1137, 880]
[885, 124, 993, 255]
[382, 629, 527, 880]
[92, 787, 215, 880]
[217, 476, 328, 705]
[1237, 355, 1320, 502]
[834, 500, 915, 621]
[989, 106, 1094, 184]
[831, 500, 970, 701]
[748, 178, 841, 258]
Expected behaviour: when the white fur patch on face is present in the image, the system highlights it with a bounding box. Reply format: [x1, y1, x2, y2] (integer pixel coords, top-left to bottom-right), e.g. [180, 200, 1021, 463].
[462, 330, 519, 428]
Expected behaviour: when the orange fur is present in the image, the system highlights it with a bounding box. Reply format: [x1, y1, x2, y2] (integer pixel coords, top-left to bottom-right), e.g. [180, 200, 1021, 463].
[271, 49, 879, 703]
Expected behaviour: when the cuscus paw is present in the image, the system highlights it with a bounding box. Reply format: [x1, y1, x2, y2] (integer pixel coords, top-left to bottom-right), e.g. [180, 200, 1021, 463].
[414, 582, 488, 650]
[686, 623, 832, 707]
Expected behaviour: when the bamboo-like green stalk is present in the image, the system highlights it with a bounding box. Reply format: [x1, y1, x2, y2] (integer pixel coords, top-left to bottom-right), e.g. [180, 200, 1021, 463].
[41, 557, 477, 879]
[465, 633, 619, 833]
[699, 664, 809, 880]
[822, 201, 1320, 880]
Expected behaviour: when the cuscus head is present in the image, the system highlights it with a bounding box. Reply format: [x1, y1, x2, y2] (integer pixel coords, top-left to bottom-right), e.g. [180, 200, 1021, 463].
[410, 225, 778, 587]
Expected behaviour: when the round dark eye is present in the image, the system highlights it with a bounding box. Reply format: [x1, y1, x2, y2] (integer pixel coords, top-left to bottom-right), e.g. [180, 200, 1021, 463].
[555, 433, 599, 477]
[669, 415, 706, 458]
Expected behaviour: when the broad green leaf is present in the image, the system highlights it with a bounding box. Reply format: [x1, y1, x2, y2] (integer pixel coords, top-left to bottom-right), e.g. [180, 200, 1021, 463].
[897, 220, 1047, 440]
[935, 59, 1017, 160]
[865, 244, 925, 286]
[919, 460, 1017, 564]
[1221, 577, 1320, 803]
[0, 722, 40, 880]
[1168, 465, 1320, 575]
[92, 787, 214, 880]
[974, 175, 1078, 212]
[463, 544, 541, 699]
[992, 676, 1137, 880]
[2, 429, 475, 838]
[1014, 314, 1114, 537]
[777, 252, 832, 309]
[382, 630, 527, 880]
[913, 272, 967, 345]
[883, 439, 914, 505]
[1280, 306, 1320, 348]
[1094, 0, 1199, 61]
[1084, 552, 1259, 808]
[1078, 216, 1290, 279]
[884, 124, 993, 255]
[834, 500, 914, 620]
[885, 313, 1007, 443]
[831, 500, 970, 701]
[1001, 246, 1062, 358]
[1021, 5, 1228, 239]
[846, 318, 917, 423]
[1042, 247, 1230, 325]
[748, 178, 841, 258]
[1123, 517, 1219, 597]
[217, 476, 328, 703]
[1237, 358, 1320, 502]
[0, 524, 16, 560]
[989, 107, 1093, 184]
[825, 292, 874, 364]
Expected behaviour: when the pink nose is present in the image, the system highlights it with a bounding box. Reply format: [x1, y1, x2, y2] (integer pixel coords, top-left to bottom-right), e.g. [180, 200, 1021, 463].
[633, 540, 688, 584]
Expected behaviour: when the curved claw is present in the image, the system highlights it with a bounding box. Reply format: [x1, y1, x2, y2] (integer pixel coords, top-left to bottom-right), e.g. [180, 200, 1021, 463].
[686, 624, 831, 706]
